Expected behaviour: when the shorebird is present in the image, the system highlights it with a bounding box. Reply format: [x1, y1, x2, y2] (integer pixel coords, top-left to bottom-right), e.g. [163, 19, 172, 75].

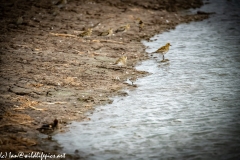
[78, 28, 92, 37]
[153, 43, 171, 60]
[37, 119, 58, 134]
[99, 28, 113, 37]
[129, 77, 137, 85]
[114, 56, 127, 66]
[37, 119, 59, 139]
[137, 18, 144, 32]
[16, 16, 23, 25]
[115, 24, 130, 33]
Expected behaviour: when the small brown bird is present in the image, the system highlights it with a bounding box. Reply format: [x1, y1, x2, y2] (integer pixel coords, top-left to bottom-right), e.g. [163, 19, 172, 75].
[16, 16, 23, 25]
[114, 56, 127, 66]
[138, 20, 144, 32]
[37, 119, 59, 138]
[153, 43, 172, 60]
[78, 28, 92, 37]
[129, 77, 137, 85]
[136, 18, 144, 32]
[99, 28, 113, 36]
[115, 24, 130, 33]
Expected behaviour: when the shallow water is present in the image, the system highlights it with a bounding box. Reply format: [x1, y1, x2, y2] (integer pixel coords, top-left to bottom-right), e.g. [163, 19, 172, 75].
[54, 0, 240, 159]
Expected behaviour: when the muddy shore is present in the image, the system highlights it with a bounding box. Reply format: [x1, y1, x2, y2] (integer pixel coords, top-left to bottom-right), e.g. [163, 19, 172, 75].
[0, 0, 210, 158]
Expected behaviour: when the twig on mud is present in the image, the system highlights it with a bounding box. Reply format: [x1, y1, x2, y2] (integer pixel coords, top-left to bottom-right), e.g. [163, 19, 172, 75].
[42, 102, 67, 105]
[29, 106, 46, 111]
[73, 49, 82, 54]
[96, 65, 126, 70]
[49, 33, 124, 44]
[91, 39, 124, 44]
[13, 105, 46, 111]
[49, 32, 78, 38]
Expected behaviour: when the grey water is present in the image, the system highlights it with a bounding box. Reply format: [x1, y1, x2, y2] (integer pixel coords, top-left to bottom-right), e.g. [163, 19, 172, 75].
[54, 0, 240, 159]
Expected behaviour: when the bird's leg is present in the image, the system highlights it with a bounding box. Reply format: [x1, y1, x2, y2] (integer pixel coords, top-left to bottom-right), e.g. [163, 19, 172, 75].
[163, 55, 165, 60]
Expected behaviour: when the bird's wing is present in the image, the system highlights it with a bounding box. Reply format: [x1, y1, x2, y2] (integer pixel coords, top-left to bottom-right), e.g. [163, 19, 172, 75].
[114, 58, 120, 64]
[157, 45, 166, 52]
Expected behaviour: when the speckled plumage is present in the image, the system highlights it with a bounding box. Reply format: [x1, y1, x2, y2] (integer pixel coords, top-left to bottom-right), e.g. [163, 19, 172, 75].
[138, 19, 144, 32]
[99, 28, 113, 36]
[78, 28, 92, 37]
[115, 24, 130, 33]
[114, 56, 127, 66]
[153, 43, 171, 60]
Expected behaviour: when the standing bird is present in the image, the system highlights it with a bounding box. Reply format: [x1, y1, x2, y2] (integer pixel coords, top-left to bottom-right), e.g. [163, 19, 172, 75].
[78, 28, 92, 37]
[137, 18, 144, 32]
[153, 43, 171, 60]
[99, 28, 113, 37]
[129, 76, 138, 85]
[16, 16, 23, 25]
[114, 56, 127, 67]
[115, 24, 130, 33]
[37, 119, 59, 139]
